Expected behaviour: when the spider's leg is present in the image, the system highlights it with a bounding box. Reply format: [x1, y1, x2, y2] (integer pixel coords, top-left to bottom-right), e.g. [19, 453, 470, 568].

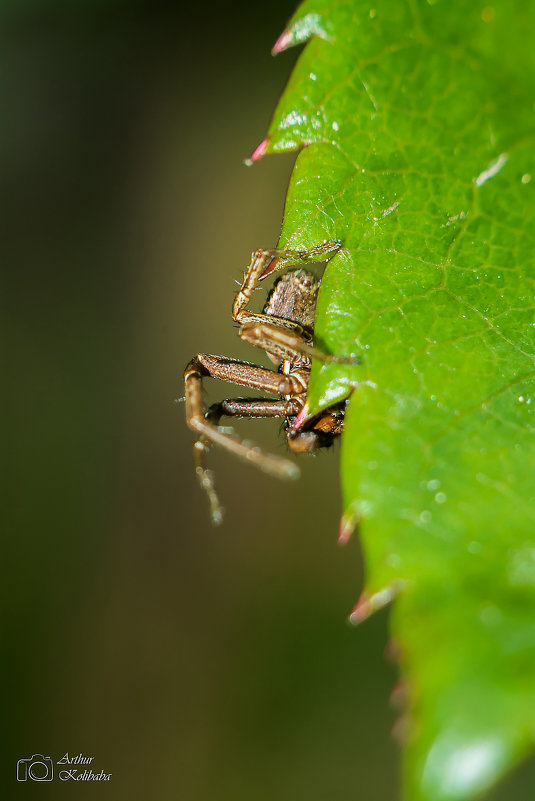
[192, 437, 223, 526]
[206, 397, 301, 422]
[258, 241, 343, 280]
[232, 242, 341, 323]
[239, 322, 355, 365]
[184, 355, 304, 523]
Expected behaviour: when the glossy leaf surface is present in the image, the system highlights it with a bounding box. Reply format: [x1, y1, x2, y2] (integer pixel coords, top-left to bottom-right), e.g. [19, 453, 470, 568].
[261, 1, 535, 798]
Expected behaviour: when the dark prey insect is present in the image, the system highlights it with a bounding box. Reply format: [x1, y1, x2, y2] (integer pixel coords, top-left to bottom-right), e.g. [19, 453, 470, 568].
[184, 243, 349, 524]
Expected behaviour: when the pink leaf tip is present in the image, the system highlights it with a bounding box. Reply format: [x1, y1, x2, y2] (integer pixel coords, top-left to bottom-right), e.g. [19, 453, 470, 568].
[244, 138, 269, 167]
[391, 714, 412, 744]
[389, 678, 409, 710]
[292, 404, 309, 431]
[272, 29, 293, 55]
[259, 257, 279, 280]
[337, 512, 359, 545]
[349, 592, 370, 624]
[349, 586, 396, 625]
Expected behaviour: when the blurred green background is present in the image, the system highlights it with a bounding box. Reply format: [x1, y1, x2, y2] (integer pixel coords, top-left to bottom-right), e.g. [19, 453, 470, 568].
[3, 2, 532, 800]
[3, 2, 398, 798]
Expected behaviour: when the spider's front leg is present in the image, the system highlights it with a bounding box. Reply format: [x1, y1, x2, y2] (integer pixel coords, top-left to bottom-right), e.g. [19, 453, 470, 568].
[184, 354, 303, 524]
[232, 242, 341, 327]
[238, 322, 352, 366]
[233, 244, 351, 366]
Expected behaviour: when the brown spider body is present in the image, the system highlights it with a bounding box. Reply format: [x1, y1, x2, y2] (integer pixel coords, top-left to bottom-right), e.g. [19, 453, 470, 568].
[263, 268, 345, 454]
[184, 243, 347, 523]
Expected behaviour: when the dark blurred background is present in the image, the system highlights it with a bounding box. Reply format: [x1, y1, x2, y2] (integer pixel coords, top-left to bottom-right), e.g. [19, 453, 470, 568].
[3, 0, 400, 798]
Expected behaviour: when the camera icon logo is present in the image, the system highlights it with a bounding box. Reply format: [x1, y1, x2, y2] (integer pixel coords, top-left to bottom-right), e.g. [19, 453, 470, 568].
[16, 754, 54, 782]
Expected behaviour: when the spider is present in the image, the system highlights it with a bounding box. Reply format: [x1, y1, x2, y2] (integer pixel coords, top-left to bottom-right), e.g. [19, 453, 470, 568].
[184, 242, 350, 524]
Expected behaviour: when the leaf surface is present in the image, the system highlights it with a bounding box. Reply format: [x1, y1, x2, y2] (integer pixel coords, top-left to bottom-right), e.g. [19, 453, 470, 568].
[261, 1, 535, 798]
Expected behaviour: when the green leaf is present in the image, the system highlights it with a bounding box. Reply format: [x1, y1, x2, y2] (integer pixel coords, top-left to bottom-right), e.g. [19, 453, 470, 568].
[260, 1, 535, 798]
